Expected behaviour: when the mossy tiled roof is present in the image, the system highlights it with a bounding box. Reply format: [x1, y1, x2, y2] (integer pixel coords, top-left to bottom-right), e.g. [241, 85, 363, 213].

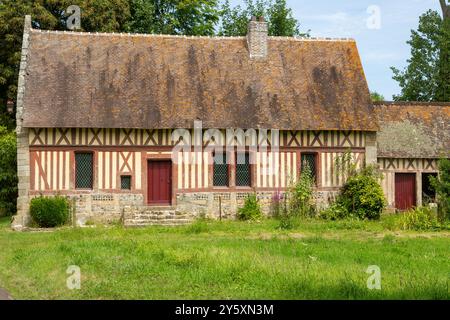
[21, 29, 376, 131]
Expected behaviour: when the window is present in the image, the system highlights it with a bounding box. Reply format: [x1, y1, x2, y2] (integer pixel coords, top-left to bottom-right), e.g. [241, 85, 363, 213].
[236, 152, 251, 187]
[301, 153, 317, 182]
[121, 175, 132, 190]
[213, 152, 229, 187]
[422, 173, 437, 203]
[75, 152, 93, 189]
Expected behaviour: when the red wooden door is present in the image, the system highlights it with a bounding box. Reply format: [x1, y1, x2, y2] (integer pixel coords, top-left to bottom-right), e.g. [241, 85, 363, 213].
[147, 160, 172, 205]
[395, 173, 416, 210]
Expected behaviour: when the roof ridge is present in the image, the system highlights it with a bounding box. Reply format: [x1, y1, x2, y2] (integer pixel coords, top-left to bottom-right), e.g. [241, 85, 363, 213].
[30, 28, 354, 42]
[31, 29, 246, 40]
[374, 101, 450, 106]
[269, 36, 354, 42]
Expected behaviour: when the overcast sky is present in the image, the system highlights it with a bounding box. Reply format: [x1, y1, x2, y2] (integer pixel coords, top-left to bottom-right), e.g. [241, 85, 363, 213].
[229, 0, 442, 100]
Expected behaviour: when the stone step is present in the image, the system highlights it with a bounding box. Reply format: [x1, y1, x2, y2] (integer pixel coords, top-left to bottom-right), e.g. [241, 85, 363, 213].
[135, 211, 176, 216]
[124, 219, 193, 227]
[123, 206, 194, 227]
[138, 206, 175, 211]
[126, 217, 193, 223]
[130, 213, 191, 220]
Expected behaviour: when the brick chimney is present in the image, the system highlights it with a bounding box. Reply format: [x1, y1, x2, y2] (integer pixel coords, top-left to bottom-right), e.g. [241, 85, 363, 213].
[247, 16, 268, 59]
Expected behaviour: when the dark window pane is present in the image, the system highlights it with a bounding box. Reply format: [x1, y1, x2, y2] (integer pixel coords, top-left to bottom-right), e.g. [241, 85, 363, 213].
[236, 152, 251, 186]
[422, 173, 437, 203]
[121, 175, 131, 190]
[213, 153, 229, 187]
[75, 153, 93, 189]
[301, 154, 316, 181]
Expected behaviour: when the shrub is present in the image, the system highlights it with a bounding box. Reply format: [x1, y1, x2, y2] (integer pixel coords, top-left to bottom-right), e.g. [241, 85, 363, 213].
[277, 214, 300, 230]
[430, 158, 450, 221]
[0, 126, 17, 216]
[273, 167, 316, 229]
[30, 195, 70, 227]
[270, 191, 286, 218]
[397, 206, 443, 231]
[338, 166, 385, 220]
[319, 202, 349, 220]
[288, 166, 316, 218]
[237, 194, 262, 221]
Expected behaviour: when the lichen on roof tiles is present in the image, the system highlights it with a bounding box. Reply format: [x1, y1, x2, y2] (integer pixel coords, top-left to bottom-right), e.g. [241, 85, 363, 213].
[22, 29, 376, 130]
[374, 102, 450, 158]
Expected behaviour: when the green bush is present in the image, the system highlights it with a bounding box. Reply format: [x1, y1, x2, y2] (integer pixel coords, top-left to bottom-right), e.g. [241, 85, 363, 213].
[237, 194, 262, 221]
[430, 158, 450, 221]
[274, 167, 316, 229]
[338, 166, 385, 220]
[277, 214, 300, 230]
[397, 206, 444, 231]
[270, 191, 285, 218]
[288, 166, 316, 218]
[319, 202, 349, 220]
[30, 195, 70, 227]
[0, 126, 17, 216]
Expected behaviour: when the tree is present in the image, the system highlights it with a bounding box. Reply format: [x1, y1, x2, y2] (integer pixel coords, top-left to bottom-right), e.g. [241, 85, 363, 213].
[0, 0, 131, 123]
[391, 9, 449, 102]
[126, 0, 219, 35]
[437, 1, 450, 102]
[370, 91, 385, 102]
[218, 0, 308, 37]
[440, 0, 450, 19]
[0, 126, 17, 216]
[267, 0, 301, 36]
[1, 0, 305, 123]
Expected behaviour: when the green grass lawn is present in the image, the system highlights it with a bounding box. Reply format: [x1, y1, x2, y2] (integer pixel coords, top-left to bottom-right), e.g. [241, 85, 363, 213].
[0, 216, 449, 299]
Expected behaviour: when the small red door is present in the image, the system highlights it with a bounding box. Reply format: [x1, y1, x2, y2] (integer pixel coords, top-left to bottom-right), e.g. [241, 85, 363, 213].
[395, 173, 416, 210]
[147, 160, 172, 205]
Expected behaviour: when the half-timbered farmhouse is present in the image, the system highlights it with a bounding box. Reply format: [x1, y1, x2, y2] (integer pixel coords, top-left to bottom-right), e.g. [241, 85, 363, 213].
[375, 102, 449, 210]
[13, 16, 449, 229]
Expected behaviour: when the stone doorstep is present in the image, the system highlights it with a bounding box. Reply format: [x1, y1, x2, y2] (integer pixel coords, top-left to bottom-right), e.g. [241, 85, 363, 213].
[124, 205, 194, 226]
[136, 211, 176, 215]
[124, 220, 193, 227]
[125, 216, 193, 223]
[137, 205, 176, 211]
[131, 212, 191, 217]
[126, 218, 192, 224]
[129, 216, 189, 221]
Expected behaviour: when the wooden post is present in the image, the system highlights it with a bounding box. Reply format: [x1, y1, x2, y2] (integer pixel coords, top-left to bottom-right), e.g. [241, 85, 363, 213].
[71, 198, 76, 228]
[120, 207, 125, 226]
[219, 196, 222, 221]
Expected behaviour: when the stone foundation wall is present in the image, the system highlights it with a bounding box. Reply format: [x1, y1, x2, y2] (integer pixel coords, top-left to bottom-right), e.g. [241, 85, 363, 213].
[27, 190, 339, 226]
[27, 193, 144, 226]
[176, 190, 339, 219]
[70, 193, 144, 225]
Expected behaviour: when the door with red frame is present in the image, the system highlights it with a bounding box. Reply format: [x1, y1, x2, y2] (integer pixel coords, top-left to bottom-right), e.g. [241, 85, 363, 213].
[147, 160, 172, 205]
[395, 173, 416, 210]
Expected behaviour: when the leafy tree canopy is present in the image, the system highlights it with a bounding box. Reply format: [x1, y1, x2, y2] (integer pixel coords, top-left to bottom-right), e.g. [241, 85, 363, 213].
[0, 0, 306, 124]
[0, 125, 17, 215]
[0, 0, 131, 121]
[430, 158, 450, 219]
[218, 0, 308, 37]
[391, 9, 449, 102]
[370, 91, 385, 102]
[126, 0, 219, 35]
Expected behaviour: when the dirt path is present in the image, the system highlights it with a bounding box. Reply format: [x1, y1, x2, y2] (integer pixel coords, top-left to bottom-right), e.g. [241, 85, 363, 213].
[0, 288, 12, 300]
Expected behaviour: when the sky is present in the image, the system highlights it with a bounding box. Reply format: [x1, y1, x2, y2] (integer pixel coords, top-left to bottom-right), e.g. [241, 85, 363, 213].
[229, 0, 443, 100]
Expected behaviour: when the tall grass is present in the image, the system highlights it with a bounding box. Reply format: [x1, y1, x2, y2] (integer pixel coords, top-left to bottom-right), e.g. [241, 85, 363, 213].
[0, 217, 448, 299]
